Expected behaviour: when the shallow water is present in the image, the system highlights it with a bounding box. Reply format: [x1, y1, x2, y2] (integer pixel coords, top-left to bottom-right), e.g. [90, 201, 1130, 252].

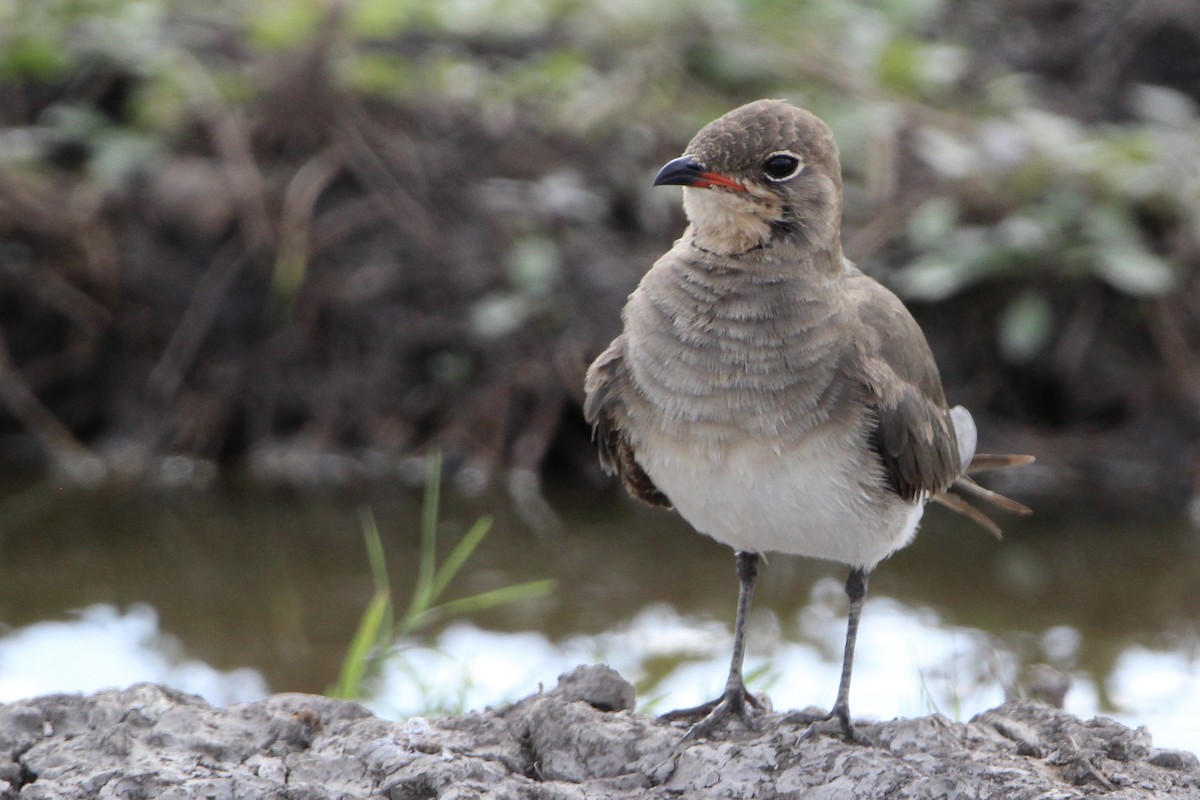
[0, 476, 1196, 753]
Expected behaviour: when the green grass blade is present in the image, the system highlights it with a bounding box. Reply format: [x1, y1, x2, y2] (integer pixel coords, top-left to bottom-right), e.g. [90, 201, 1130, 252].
[430, 514, 493, 602]
[358, 506, 393, 634]
[426, 579, 556, 620]
[330, 587, 391, 699]
[358, 506, 390, 591]
[331, 506, 396, 699]
[403, 451, 442, 625]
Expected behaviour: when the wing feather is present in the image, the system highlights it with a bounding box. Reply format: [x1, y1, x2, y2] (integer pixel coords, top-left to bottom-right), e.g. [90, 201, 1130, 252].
[848, 270, 961, 502]
[583, 336, 671, 508]
[847, 267, 1033, 531]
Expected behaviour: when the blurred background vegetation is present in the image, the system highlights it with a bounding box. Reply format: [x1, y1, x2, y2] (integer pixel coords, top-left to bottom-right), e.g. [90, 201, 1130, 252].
[1, 0, 1197, 511]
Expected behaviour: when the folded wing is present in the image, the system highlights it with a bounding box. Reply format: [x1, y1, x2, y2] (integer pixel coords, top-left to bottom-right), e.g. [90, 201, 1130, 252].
[583, 336, 672, 509]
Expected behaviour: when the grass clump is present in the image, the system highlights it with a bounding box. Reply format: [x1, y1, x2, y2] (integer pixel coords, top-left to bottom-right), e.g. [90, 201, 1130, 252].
[331, 451, 555, 701]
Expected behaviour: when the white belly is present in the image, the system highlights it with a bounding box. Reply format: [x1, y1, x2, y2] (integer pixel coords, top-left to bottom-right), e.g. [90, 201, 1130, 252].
[638, 426, 923, 569]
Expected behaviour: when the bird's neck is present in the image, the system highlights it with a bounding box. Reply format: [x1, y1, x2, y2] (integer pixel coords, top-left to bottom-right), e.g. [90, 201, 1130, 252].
[682, 187, 777, 256]
[681, 188, 845, 272]
[685, 229, 847, 286]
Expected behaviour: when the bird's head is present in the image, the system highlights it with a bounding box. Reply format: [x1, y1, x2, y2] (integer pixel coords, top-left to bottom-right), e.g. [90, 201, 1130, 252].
[655, 99, 843, 261]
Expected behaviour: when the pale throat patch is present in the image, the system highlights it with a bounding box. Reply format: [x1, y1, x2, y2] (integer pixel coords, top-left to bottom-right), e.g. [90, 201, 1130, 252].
[682, 186, 781, 256]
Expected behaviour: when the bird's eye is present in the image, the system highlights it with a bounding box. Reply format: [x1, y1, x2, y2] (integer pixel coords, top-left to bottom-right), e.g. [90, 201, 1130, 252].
[762, 153, 802, 181]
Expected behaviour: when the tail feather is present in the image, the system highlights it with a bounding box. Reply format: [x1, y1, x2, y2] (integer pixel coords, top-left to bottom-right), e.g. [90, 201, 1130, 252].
[936, 453, 1034, 538]
[954, 474, 1033, 515]
[934, 492, 1004, 539]
[967, 453, 1035, 474]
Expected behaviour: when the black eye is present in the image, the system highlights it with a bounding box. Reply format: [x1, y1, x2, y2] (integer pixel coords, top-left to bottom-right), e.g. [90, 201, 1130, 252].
[763, 153, 801, 181]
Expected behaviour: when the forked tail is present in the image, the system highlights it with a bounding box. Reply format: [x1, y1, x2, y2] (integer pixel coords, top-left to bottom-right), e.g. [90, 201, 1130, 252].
[934, 453, 1035, 539]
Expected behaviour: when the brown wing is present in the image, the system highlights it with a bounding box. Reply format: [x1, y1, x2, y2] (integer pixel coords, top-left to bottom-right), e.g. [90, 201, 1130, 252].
[583, 336, 672, 508]
[848, 267, 1034, 532]
[847, 270, 961, 502]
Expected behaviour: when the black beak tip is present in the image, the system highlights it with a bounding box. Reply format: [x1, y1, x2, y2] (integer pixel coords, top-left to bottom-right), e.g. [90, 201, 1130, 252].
[653, 155, 704, 187]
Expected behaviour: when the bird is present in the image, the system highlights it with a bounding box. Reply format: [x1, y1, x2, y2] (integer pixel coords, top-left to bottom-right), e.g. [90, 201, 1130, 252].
[583, 99, 1032, 743]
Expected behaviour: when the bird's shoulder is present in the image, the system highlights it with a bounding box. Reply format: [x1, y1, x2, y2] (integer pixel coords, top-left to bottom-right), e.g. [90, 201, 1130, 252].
[583, 335, 672, 508]
[844, 265, 945, 402]
[843, 264, 961, 500]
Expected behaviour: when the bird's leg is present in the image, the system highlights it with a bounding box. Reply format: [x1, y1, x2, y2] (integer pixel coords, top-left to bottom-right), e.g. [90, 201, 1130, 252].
[661, 550, 764, 740]
[787, 566, 873, 744]
[830, 566, 868, 732]
[723, 549, 761, 702]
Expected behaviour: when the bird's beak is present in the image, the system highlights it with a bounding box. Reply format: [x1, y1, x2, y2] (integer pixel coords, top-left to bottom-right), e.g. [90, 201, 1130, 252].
[653, 156, 746, 192]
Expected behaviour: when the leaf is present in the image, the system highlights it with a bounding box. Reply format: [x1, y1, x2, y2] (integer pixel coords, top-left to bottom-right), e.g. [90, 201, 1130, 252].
[996, 291, 1053, 364]
[896, 218, 1018, 301]
[1, 35, 70, 80]
[996, 214, 1049, 253]
[331, 508, 395, 699]
[359, 507, 392, 605]
[893, 256, 960, 301]
[506, 236, 560, 297]
[401, 451, 443, 629]
[877, 37, 922, 97]
[430, 515, 494, 602]
[90, 129, 165, 189]
[913, 126, 979, 179]
[1128, 84, 1198, 127]
[469, 294, 532, 338]
[1086, 205, 1178, 297]
[907, 196, 960, 250]
[342, 52, 420, 99]
[1095, 246, 1177, 297]
[349, 0, 433, 38]
[248, 0, 324, 50]
[330, 588, 391, 699]
[428, 579, 557, 620]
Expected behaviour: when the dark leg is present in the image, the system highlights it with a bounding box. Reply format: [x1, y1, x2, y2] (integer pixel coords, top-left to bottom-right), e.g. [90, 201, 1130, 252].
[831, 566, 868, 735]
[661, 550, 763, 740]
[786, 566, 872, 743]
[724, 550, 759, 695]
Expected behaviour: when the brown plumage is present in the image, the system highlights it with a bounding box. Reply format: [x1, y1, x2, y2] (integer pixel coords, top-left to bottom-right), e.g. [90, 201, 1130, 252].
[584, 338, 670, 508]
[583, 99, 1033, 743]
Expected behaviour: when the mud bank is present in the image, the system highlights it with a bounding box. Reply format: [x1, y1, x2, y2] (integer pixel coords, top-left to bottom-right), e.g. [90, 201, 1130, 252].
[0, 665, 1196, 799]
[3, 5, 1200, 508]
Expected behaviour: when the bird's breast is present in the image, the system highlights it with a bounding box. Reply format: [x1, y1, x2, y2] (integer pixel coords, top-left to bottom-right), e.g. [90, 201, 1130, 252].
[614, 260, 925, 566]
[622, 264, 854, 447]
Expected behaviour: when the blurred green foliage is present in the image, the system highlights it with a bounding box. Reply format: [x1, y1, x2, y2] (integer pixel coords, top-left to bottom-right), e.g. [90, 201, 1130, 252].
[2, 0, 1196, 366]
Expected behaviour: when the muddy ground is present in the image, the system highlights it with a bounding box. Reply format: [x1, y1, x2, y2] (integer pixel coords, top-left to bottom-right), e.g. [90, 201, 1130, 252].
[0, 666, 1196, 799]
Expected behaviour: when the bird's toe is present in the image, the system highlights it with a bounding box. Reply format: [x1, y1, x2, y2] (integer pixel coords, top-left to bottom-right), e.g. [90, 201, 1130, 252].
[661, 685, 763, 743]
[786, 706, 874, 746]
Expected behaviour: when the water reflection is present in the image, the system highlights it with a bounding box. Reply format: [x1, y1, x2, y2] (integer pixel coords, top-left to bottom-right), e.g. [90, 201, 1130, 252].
[2, 596, 1196, 753]
[0, 478, 1195, 755]
[0, 604, 265, 704]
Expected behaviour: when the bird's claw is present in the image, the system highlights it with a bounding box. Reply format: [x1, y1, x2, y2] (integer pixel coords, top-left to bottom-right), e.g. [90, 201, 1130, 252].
[661, 685, 763, 743]
[784, 705, 873, 746]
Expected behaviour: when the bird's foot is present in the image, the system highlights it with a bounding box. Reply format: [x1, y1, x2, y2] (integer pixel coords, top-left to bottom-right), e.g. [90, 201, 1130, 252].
[646, 689, 763, 786]
[660, 684, 764, 743]
[784, 704, 873, 746]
